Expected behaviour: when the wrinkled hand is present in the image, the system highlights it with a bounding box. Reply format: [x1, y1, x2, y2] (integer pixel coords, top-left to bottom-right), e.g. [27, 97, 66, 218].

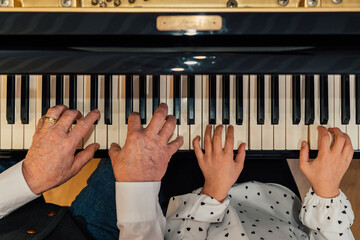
[23, 105, 100, 195]
[299, 126, 354, 198]
[109, 103, 183, 182]
[193, 124, 246, 202]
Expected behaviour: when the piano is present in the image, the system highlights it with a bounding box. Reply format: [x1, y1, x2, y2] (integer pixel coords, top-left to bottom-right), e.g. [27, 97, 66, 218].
[0, 0, 360, 162]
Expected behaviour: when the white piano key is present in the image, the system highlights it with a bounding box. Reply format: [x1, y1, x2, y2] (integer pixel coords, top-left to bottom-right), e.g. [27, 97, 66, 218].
[334, 75, 346, 133]
[202, 75, 210, 149]
[133, 75, 140, 113]
[12, 75, 24, 149]
[327, 75, 335, 129]
[179, 75, 189, 149]
[63, 75, 70, 107]
[216, 75, 225, 148]
[190, 75, 202, 150]
[75, 75, 84, 149]
[95, 75, 107, 149]
[119, 75, 127, 147]
[160, 75, 167, 104]
[145, 75, 153, 127]
[107, 75, 120, 148]
[83, 75, 95, 147]
[249, 75, 262, 150]
[274, 75, 286, 150]
[35, 75, 43, 127]
[262, 75, 273, 150]
[0, 75, 12, 149]
[347, 75, 358, 149]
[230, 75, 249, 150]
[50, 75, 56, 107]
[285, 75, 308, 150]
[24, 75, 37, 149]
[167, 75, 177, 142]
[309, 75, 320, 150]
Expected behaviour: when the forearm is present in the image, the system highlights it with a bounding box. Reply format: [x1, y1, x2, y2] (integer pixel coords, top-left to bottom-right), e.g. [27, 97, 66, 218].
[300, 187, 355, 240]
[116, 182, 165, 240]
[165, 188, 230, 240]
[0, 160, 40, 219]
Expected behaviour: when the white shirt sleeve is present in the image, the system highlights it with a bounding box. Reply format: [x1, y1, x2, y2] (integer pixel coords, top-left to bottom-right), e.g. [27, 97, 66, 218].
[299, 187, 355, 240]
[116, 182, 166, 240]
[0, 160, 40, 219]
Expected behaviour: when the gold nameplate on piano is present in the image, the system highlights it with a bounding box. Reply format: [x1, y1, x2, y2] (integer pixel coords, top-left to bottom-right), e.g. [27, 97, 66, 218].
[157, 15, 222, 31]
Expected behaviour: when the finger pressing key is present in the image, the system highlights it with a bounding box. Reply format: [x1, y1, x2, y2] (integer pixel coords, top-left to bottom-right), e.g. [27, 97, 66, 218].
[69, 109, 100, 144]
[317, 126, 331, 153]
[43, 105, 68, 128]
[213, 125, 223, 152]
[224, 125, 234, 153]
[204, 124, 213, 154]
[147, 103, 168, 134]
[158, 115, 177, 142]
[328, 127, 346, 153]
[56, 109, 82, 133]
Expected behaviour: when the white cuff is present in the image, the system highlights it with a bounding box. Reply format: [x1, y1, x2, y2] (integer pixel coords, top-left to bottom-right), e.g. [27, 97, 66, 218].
[116, 182, 162, 222]
[0, 160, 40, 219]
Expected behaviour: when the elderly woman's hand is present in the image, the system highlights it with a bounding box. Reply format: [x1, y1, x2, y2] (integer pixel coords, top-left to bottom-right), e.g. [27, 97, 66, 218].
[299, 126, 354, 198]
[193, 124, 246, 202]
[109, 103, 183, 182]
[23, 105, 100, 195]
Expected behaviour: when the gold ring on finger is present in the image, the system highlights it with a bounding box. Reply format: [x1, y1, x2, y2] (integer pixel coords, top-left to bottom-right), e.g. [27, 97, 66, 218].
[44, 117, 57, 124]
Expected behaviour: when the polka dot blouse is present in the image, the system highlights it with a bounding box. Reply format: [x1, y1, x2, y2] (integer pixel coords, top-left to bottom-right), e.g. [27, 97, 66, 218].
[165, 181, 354, 240]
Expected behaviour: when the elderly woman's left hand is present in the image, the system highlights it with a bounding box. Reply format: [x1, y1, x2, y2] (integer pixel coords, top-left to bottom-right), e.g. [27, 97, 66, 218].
[23, 105, 100, 195]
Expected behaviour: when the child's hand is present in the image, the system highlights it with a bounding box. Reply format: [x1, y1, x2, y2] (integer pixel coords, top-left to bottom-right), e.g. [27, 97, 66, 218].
[193, 124, 246, 202]
[299, 126, 353, 198]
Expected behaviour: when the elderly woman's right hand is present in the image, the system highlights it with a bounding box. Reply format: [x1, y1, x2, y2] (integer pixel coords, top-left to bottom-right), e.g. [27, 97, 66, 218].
[193, 124, 246, 202]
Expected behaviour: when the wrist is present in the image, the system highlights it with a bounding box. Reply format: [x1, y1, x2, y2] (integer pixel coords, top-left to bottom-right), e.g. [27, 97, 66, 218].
[312, 186, 340, 198]
[201, 184, 229, 203]
[22, 161, 43, 195]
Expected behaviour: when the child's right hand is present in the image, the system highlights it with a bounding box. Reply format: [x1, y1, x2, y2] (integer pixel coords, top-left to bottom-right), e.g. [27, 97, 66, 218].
[193, 124, 246, 202]
[299, 126, 353, 198]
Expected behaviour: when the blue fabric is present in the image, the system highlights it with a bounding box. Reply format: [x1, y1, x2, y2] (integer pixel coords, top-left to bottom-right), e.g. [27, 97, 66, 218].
[70, 159, 119, 240]
[0, 160, 18, 174]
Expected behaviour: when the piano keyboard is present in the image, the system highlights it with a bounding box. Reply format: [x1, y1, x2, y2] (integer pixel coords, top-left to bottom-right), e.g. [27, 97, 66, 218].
[1, 74, 360, 151]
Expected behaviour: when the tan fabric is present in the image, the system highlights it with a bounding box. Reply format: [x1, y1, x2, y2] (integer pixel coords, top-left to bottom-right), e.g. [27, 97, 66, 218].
[43, 159, 101, 206]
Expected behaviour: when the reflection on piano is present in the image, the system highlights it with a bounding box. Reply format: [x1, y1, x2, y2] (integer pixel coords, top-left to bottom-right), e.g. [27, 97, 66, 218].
[0, 0, 360, 160]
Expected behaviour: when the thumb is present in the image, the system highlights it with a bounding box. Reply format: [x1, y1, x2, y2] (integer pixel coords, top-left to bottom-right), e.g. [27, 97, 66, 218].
[235, 143, 246, 173]
[109, 142, 121, 159]
[299, 141, 310, 171]
[72, 143, 100, 174]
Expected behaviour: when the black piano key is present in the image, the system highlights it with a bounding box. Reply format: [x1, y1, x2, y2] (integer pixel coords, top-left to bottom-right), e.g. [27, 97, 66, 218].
[56, 75, 64, 105]
[173, 75, 181, 125]
[6, 75, 15, 124]
[357, 75, 360, 125]
[305, 75, 315, 125]
[20, 75, 29, 124]
[42, 74, 51, 117]
[187, 75, 195, 125]
[222, 74, 230, 124]
[271, 75, 279, 125]
[69, 75, 77, 110]
[341, 74, 350, 125]
[90, 75, 98, 124]
[235, 75, 243, 125]
[104, 75, 112, 125]
[257, 75, 265, 125]
[152, 75, 160, 114]
[125, 75, 133, 124]
[320, 75, 329, 125]
[139, 75, 147, 125]
[292, 75, 301, 125]
[209, 75, 216, 124]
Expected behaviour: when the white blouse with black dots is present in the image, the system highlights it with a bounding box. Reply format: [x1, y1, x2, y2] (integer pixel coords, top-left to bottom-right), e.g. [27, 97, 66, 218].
[165, 181, 354, 240]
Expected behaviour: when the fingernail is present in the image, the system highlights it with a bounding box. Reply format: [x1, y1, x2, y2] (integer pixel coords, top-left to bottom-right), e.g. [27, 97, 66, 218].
[95, 143, 100, 150]
[93, 109, 100, 113]
[302, 142, 306, 147]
